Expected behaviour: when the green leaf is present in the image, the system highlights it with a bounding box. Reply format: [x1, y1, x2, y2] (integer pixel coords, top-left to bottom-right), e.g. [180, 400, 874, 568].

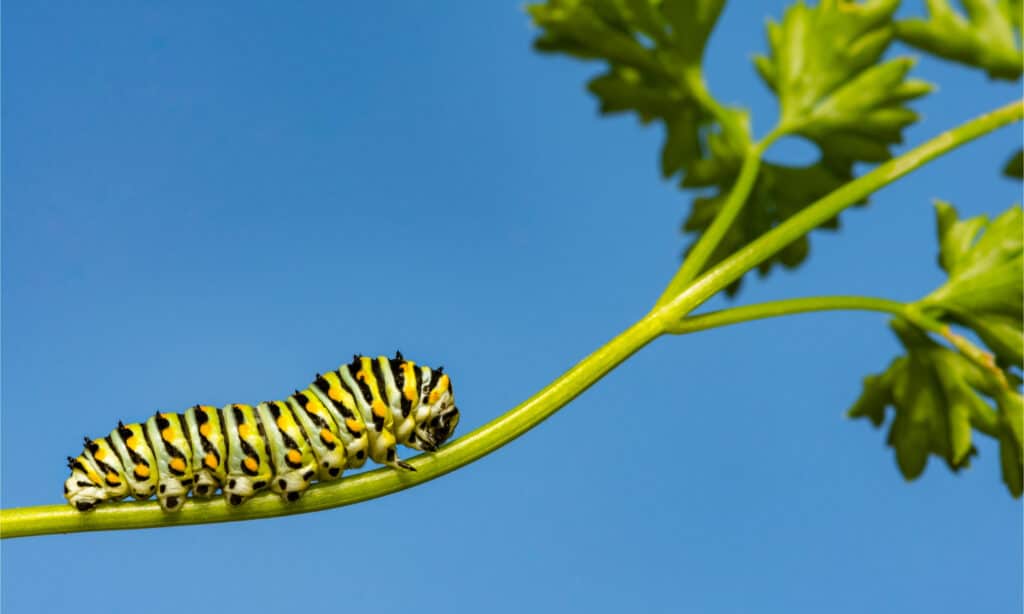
[852, 200, 1023, 496]
[679, 0, 929, 295]
[528, 0, 735, 178]
[921, 202, 1024, 368]
[997, 389, 1024, 496]
[1003, 148, 1024, 179]
[755, 0, 932, 164]
[897, 0, 1023, 81]
[848, 319, 1023, 495]
[848, 371, 894, 426]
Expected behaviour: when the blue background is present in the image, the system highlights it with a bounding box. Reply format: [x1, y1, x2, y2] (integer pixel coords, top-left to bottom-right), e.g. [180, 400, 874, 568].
[3, 2, 1021, 613]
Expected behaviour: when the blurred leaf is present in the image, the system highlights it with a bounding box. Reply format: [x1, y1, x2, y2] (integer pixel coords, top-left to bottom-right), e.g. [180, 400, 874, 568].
[528, 0, 735, 179]
[1003, 148, 1024, 179]
[997, 389, 1024, 496]
[754, 0, 932, 165]
[897, 0, 1023, 81]
[849, 319, 1022, 496]
[921, 202, 1023, 368]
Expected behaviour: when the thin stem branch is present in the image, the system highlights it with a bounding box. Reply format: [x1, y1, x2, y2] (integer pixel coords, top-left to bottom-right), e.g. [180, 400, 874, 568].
[668, 297, 1010, 392]
[655, 130, 781, 306]
[666, 295, 908, 334]
[2, 99, 1020, 539]
[649, 99, 1024, 327]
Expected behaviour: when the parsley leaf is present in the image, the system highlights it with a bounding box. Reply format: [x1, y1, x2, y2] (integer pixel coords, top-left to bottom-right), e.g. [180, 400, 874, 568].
[897, 0, 1023, 81]
[754, 0, 932, 164]
[921, 202, 1023, 368]
[528, 0, 733, 179]
[849, 319, 1023, 496]
[850, 202, 1023, 496]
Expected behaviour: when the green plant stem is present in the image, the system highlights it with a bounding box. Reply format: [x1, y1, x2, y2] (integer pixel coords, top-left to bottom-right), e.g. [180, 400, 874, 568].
[650, 99, 1024, 328]
[684, 65, 745, 144]
[2, 99, 1020, 539]
[667, 296, 1006, 385]
[666, 295, 910, 334]
[655, 130, 781, 307]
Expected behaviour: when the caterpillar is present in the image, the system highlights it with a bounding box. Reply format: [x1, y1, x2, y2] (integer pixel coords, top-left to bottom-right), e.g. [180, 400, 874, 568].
[63, 352, 459, 511]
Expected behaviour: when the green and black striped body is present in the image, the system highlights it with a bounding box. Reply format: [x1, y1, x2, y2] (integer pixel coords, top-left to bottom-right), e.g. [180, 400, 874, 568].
[64, 353, 460, 511]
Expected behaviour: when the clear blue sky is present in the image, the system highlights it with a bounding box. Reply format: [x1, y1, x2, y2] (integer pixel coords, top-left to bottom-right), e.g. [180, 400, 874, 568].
[3, 2, 1020, 613]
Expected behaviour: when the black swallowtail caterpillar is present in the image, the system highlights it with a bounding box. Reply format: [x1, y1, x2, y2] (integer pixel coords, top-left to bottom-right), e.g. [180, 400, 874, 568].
[64, 353, 459, 511]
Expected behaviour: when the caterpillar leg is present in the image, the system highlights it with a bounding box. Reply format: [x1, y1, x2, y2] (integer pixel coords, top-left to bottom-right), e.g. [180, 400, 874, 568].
[192, 470, 220, 498]
[156, 476, 191, 511]
[272, 468, 317, 502]
[369, 431, 416, 472]
[390, 458, 416, 471]
[224, 475, 267, 506]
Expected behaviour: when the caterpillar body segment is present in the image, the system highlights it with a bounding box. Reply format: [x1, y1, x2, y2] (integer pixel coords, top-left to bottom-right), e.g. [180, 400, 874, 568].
[221, 403, 274, 507]
[288, 390, 348, 479]
[84, 436, 130, 500]
[309, 371, 368, 469]
[183, 405, 227, 498]
[112, 421, 159, 499]
[146, 411, 195, 511]
[339, 356, 407, 470]
[63, 353, 460, 512]
[255, 401, 318, 502]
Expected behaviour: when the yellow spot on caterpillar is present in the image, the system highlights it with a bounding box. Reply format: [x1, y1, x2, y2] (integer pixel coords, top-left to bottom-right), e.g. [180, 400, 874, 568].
[135, 464, 150, 478]
[320, 428, 336, 444]
[106, 472, 120, 484]
[94, 448, 107, 461]
[169, 458, 186, 473]
[402, 363, 418, 401]
[429, 374, 450, 404]
[277, 415, 292, 431]
[126, 435, 139, 449]
[238, 423, 252, 439]
[199, 422, 213, 438]
[345, 418, 363, 433]
[244, 457, 258, 472]
[83, 463, 102, 484]
[305, 396, 326, 414]
[287, 449, 302, 464]
[328, 379, 355, 406]
[161, 428, 175, 442]
[372, 400, 388, 418]
[204, 453, 218, 469]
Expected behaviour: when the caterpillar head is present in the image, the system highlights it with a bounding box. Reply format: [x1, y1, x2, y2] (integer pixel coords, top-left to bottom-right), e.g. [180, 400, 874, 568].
[415, 403, 459, 452]
[411, 367, 459, 451]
